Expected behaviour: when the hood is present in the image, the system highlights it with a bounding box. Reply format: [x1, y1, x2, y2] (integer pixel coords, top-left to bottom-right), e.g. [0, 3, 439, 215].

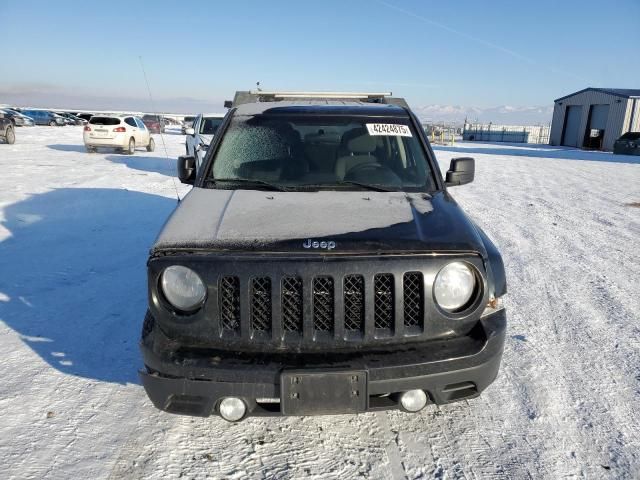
[152, 188, 486, 255]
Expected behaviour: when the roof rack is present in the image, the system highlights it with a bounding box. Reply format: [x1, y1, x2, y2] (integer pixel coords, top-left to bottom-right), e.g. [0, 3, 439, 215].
[250, 91, 391, 100]
[226, 91, 409, 109]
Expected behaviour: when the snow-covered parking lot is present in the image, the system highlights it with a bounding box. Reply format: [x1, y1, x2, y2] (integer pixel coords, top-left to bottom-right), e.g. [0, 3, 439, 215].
[1, 126, 639, 479]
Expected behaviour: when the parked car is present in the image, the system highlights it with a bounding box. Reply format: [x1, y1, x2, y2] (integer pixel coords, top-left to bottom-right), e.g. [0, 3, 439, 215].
[83, 115, 155, 154]
[613, 132, 640, 155]
[59, 115, 76, 126]
[142, 114, 165, 134]
[163, 116, 179, 126]
[0, 109, 34, 127]
[181, 115, 195, 134]
[140, 91, 507, 421]
[0, 111, 16, 144]
[74, 113, 94, 122]
[57, 112, 87, 126]
[185, 113, 226, 169]
[20, 109, 65, 126]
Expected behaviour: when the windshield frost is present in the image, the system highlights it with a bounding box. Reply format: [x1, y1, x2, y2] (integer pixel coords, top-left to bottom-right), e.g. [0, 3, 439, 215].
[208, 115, 435, 191]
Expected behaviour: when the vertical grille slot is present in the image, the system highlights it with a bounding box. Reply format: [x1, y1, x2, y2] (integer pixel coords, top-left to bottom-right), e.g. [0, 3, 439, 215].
[281, 277, 303, 332]
[403, 272, 424, 328]
[343, 275, 365, 331]
[374, 274, 394, 329]
[251, 277, 272, 332]
[219, 276, 241, 332]
[313, 277, 334, 332]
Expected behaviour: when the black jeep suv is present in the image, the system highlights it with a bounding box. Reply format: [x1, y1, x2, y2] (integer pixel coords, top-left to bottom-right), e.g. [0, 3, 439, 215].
[140, 91, 507, 421]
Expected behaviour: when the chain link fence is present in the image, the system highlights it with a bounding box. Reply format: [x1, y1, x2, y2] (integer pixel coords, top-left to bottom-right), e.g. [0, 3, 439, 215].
[462, 123, 550, 144]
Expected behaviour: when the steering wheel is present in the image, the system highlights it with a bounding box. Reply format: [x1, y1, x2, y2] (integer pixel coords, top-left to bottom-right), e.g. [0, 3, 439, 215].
[344, 162, 402, 186]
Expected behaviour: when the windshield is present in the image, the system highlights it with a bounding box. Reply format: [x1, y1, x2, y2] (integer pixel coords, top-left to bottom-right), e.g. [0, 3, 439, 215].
[89, 117, 121, 126]
[200, 117, 224, 135]
[207, 114, 436, 191]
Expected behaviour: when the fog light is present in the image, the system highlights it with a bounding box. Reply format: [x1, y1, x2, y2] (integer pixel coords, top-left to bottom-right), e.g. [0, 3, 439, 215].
[400, 389, 428, 412]
[219, 397, 247, 422]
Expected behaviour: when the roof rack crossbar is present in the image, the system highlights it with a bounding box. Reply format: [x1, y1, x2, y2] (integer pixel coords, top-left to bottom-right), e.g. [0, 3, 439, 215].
[228, 90, 408, 109]
[248, 91, 392, 99]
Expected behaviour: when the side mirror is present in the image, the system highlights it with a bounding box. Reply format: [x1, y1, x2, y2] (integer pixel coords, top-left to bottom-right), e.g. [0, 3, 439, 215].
[177, 155, 196, 185]
[445, 157, 475, 187]
[184, 127, 195, 136]
[224, 100, 233, 109]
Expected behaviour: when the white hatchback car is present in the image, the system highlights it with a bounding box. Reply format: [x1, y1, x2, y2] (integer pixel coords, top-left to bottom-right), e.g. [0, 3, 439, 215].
[83, 115, 155, 154]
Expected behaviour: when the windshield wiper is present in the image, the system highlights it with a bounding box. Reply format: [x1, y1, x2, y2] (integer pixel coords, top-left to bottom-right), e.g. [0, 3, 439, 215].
[301, 181, 398, 192]
[208, 178, 290, 192]
[208, 178, 397, 192]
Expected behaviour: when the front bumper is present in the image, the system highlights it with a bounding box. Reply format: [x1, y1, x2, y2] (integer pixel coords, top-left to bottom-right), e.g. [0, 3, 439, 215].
[140, 309, 506, 418]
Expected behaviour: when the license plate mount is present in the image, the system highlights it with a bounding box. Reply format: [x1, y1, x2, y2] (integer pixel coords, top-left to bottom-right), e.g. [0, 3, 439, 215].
[280, 370, 367, 415]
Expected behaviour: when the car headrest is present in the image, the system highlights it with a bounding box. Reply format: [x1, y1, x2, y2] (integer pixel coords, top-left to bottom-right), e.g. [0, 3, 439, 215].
[347, 133, 377, 154]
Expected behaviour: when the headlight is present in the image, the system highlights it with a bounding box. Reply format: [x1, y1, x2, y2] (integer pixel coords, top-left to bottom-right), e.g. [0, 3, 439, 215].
[161, 265, 206, 312]
[433, 261, 476, 312]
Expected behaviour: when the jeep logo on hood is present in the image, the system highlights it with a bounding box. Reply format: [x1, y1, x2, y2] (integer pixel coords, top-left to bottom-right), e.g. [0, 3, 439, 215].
[303, 239, 336, 250]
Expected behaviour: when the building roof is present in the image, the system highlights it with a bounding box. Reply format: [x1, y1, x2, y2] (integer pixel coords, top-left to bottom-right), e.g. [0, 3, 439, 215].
[555, 87, 640, 102]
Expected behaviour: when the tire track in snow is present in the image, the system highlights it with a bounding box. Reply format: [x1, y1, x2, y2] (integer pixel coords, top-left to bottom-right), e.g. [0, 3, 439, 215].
[375, 412, 407, 479]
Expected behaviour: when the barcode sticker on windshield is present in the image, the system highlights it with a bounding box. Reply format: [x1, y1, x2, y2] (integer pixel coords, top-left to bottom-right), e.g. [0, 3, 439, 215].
[366, 123, 412, 137]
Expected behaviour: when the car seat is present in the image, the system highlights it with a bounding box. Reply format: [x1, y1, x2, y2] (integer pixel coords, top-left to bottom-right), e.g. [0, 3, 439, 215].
[335, 129, 379, 180]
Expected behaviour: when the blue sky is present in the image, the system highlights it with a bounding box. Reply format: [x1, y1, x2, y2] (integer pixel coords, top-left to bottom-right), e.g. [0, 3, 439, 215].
[1, 0, 639, 121]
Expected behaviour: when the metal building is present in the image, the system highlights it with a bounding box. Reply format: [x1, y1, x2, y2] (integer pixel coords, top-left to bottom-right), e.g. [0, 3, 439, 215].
[549, 88, 640, 151]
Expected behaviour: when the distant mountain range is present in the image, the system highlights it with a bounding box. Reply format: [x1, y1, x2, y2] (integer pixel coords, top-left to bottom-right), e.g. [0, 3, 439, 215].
[2, 83, 554, 126]
[413, 104, 554, 126]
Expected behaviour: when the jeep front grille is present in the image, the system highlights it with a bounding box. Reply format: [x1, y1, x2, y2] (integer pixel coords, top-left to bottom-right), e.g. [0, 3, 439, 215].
[312, 277, 334, 332]
[403, 272, 424, 328]
[374, 274, 394, 330]
[250, 277, 272, 332]
[343, 275, 365, 331]
[214, 271, 426, 342]
[219, 276, 241, 331]
[281, 276, 303, 332]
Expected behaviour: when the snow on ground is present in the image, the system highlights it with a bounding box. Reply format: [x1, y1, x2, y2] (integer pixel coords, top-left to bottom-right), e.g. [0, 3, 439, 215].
[0, 127, 639, 479]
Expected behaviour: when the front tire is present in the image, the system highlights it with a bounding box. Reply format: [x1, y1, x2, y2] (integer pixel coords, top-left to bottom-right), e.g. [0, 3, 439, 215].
[124, 137, 135, 155]
[49, 121, 56, 127]
[147, 137, 155, 152]
[5, 127, 15, 144]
